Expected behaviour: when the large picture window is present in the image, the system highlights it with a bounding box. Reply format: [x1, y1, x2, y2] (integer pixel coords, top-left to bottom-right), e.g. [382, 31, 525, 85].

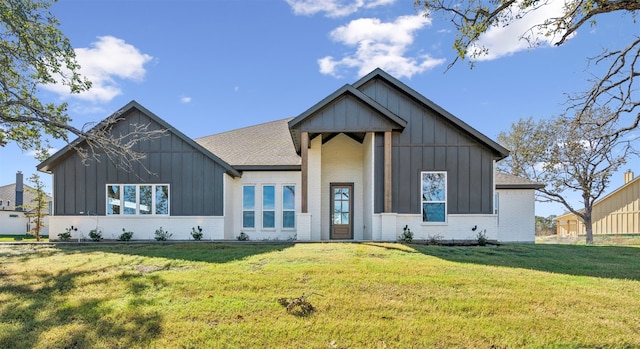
[282, 185, 295, 228]
[243, 185, 255, 228]
[107, 184, 170, 216]
[421, 172, 446, 222]
[263, 185, 275, 229]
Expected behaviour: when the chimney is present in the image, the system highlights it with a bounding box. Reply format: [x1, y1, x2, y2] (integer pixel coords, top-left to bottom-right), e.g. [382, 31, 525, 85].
[15, 171, 23, 211]
[624, 170, 634, 184]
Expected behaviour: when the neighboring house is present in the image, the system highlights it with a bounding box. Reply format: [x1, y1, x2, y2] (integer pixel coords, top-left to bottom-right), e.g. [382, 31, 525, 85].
[0, 171, 52, 235]
[556, 170, 640, 236]
[38, 68, 540, 242]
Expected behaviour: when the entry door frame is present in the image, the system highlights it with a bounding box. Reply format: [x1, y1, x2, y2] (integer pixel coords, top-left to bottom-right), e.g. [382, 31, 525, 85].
[330, 182, 354, 240]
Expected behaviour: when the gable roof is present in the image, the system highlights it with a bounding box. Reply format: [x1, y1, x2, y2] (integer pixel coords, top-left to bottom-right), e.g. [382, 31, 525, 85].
[353, 68, 510, 160]
[195, 118, 301, 170]
[495, 172, 544, 189]
[288, 84, 407, 153]
[37, 100, 241, 177]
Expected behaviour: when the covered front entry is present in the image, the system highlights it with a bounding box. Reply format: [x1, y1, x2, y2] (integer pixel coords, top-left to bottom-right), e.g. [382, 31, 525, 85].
[330, 183, 353, 239]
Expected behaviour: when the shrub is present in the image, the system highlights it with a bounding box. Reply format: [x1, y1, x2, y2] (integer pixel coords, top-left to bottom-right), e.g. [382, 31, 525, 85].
[398, 225, 413, 243]
[57, 228, 72, 241]
[118, 228, 134, 241]
[191, 226, 203, 241]
[154, 227, 172, 241]
[476, 230, 488, 246]
[237, 232, 249, 241]
[426, 234, 443, 245]
[88, 229, 102, 241]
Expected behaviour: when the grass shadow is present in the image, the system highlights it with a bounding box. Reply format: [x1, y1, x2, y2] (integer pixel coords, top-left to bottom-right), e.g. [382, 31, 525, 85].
[56, 241, 294, 264]
[406, 243, 640, 280]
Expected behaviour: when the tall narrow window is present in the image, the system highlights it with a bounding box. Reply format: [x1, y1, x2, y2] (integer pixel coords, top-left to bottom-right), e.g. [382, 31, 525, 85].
[123, 185, 137, 215]
[283, 185, 295, 228]
[421, 172, 446, 222]
[263, 185, 275, 228]
[107, 185, 121, 215]
[243, 185, 255, 228]
[139, 185, 152, 215]
[155, 185, 169, 215]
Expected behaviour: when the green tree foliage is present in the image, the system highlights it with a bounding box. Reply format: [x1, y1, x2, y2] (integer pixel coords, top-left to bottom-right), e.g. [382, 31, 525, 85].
[535, 215, 556, 236]
[415, 0, 640, 135]
[1, 0, 165, 168]
[23, 173, 48, 241]
[497, 107, 637, 244]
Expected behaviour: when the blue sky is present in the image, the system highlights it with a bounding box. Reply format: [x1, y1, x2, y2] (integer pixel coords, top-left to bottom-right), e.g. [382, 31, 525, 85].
[0, 0, 637, 217]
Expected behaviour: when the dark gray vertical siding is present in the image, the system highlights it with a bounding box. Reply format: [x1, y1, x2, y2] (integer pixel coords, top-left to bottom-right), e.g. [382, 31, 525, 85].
[50, 108, 226, 216]
[300, 95, 399, 133]
[365, 79, 496, 215]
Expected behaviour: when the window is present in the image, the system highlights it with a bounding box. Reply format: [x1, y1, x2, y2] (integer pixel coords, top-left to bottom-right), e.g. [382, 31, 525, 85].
[263, 185, 275, 228]
[421, 172, 446, 222]
[243, 185, 255, 228]
[107, 184, 169, 215]
[282, 185, 295, 228]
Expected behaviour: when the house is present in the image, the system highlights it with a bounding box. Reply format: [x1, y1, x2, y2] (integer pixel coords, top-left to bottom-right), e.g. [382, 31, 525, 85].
[556, 170, 640, 236]
[0, 171, 52, 235]
[38, 68, 540, 242]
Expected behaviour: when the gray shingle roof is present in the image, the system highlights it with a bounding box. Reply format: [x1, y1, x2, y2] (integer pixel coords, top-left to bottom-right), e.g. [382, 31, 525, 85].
[495, 172, 544, 189]
[195, 118, 301, 168]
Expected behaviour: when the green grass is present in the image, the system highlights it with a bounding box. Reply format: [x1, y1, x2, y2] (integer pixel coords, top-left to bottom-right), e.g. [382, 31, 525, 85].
[1, 242, 640, 348]
[0, 234, 48, 242]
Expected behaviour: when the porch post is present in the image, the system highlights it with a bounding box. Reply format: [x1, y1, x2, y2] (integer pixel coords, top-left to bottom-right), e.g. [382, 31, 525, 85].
[301, 131, 309, 213]
[384, 131, 392, 212]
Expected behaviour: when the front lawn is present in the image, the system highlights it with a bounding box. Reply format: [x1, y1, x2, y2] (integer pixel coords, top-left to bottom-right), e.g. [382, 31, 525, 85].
[1, 242, 639, 348]
[0, 234, 48, 242]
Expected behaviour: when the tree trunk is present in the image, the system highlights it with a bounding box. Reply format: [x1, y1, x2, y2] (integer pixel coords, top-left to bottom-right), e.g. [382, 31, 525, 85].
[583, 210, 594, 244]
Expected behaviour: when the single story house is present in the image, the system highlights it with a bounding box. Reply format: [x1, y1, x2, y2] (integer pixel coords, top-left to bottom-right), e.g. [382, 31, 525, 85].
[0, 171, 52, 235]
[556, 170, 640, 236]
[38, 68, 541, 242]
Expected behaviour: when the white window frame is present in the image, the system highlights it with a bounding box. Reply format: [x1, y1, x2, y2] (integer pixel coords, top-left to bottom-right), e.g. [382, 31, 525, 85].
[106, 184, 170, 216]
[262, 185, 276, 229]
[242, 185, 256, 229]
[421, 171, 447, 223]
[282, 184, 296, 229]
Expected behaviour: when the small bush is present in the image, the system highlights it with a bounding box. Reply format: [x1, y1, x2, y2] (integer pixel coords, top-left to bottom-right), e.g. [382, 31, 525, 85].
[154, 227, 172, 241]
[118, 228, 134, 241]
[476, 230, 488, 246]
[426, 234, 443, 245]
[191, 226, 203, 241]
[398, 225, 413, 243]
[237, 232, 249, 241]
[57, 229, 72, 241]
[88, 229, 102, 242]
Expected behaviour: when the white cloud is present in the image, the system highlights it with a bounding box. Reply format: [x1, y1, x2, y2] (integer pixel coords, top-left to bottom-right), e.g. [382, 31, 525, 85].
[470, 0, 572, 61]
[42, 36, 153, 103]
[286, 0, 395, 18]
[180, 96, 192, 104]
[318, 14, 445, 78]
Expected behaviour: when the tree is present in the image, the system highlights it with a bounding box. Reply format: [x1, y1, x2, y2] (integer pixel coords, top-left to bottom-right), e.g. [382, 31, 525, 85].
[415, 0, 640, 135]
[497, 107, 636, 243]
[0, 0, 165, 168]
[535, 215, 556, 236]
[23, 173, 48, 241]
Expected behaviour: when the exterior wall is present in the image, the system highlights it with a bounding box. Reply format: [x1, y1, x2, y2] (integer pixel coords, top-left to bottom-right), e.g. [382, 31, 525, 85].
[50, 108, 227, 217]
[372, 213, 498, 241]
[496, 189, 536, 243]
[226, 171, 301, 241]
[321, 133, 364, 240]
[223, 173, 235, 239]
[0, 211, 50, 236]
[48, 215, 224, 241]
[364, 79, 496, 215]
[556, 178, 640, 236]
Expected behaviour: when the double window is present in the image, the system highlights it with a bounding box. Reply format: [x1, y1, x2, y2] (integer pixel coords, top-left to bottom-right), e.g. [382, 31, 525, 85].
[421, 172, 446, 222]
[242, 184, 296, 229]
[107, 184, 169, 215]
